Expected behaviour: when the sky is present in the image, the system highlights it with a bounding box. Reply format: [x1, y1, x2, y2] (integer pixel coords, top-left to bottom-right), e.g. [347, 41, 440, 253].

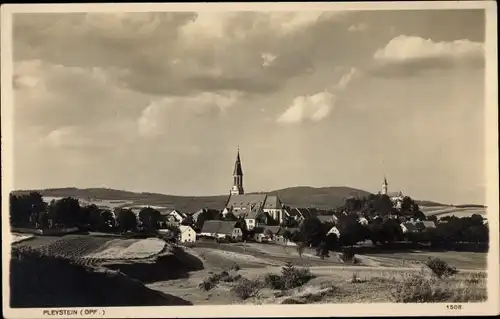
[11, 9, 487, 205]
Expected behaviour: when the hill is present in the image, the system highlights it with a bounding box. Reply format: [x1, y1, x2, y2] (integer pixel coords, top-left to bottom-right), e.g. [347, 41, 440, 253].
[12, 186, 372, 212]
[12, 186, 456, 212]
[10, 247, 192, 307]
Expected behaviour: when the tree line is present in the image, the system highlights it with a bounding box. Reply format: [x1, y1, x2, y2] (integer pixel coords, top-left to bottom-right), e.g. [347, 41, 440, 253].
[9, 193, 179, 236]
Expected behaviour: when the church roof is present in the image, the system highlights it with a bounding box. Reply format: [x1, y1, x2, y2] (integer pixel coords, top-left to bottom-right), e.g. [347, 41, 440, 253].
[233, 150, 243, 176]
[263, 195, 282, 209]
[226, 194, 267, 209]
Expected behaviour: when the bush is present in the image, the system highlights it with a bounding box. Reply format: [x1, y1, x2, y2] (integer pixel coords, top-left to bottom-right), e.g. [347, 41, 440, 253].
[389, 271, 451, 303]
[425, 257, 458, 279]
[464, 272, 486, 285]
[340, 247, 356, 263]
[230, 263, 241, 271]
[281, 262, 314, 290]
[264, 273, 284, 290]
[230, 278, 260, 300]
[198, 273, 222, 291]
[199, 270, 242, 289]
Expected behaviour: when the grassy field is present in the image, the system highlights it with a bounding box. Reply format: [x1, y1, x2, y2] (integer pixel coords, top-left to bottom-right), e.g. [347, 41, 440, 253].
[421, 205, 487, 218]
[12, 234, 167, 261]
[148, 251, 487, 305]
[10, 233, 488, 306]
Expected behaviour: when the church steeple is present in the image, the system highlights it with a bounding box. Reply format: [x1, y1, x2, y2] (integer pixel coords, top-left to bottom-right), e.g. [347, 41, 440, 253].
[382, 176, 388, 195]
[231, 146, 244, 195]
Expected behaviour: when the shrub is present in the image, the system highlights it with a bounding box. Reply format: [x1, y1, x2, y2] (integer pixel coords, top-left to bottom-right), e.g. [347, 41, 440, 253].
[340, 247, 356, 263]
[464, 272, 486, 285]
[230, 263, 241, 272]
[198, 272, 222, 291]
[281, 262, 314, 290]
[231, 278, 260, 300]
[265, 273, 284, 290]
[389, 271, 452, 303]
[425, 257, 458, 279]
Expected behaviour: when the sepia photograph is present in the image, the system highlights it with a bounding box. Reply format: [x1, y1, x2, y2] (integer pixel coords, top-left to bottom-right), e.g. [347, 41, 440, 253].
[1, 1, 498, 318]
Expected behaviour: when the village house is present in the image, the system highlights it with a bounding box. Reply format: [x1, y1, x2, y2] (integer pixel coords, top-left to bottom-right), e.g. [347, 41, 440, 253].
[275, 227, 300, 246]
[317, 214, 339, 224]
[200, 220, 243, 241]
[222, 148, 287, 228]
[253, 225, 281, 242]
[178, 225, 196, 243]
[166, 209, 187, 224]
[326, 225, 341, 238]
[191, 208, 220, 223]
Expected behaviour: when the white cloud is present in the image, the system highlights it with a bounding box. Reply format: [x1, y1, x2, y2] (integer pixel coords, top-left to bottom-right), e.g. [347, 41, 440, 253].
[277, 91, 336, 124]
[277, 67, 361, 124]
[348, 23, 367, 32]
[137, 91, 241, 137]
[336, 67, 359, 90]
[40, 126, 93, 149]
[373, 35, 484, 69]
[261, 52, 277, 67]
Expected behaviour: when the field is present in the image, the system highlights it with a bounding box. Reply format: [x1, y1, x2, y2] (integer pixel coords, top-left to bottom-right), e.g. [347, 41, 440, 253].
[148, 242, 487, 305]
[11, 233, 35, 244]
[13, 234, 166, 261]
[10, 232, 488, 306]
[421, 205, 487, 218]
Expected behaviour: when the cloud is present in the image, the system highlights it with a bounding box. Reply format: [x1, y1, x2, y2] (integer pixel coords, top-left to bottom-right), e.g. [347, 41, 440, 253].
[277, 67, 361, 125]
[335, 67, 360, 90]
[348, 23, 367, 32]
[276, 91, 336, 124]
[40, 126, 93, 149]
[261, 52, 277, 67]
[137, 91, 242, 137]
[14, 12, 346, 96]
[371, 35, 484, 76]
[13, 59, 149, 148]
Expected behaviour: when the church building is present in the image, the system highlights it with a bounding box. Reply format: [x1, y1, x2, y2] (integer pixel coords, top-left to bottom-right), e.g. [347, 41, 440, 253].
[381, 176, 404, 210]
[222, 148, 287, 229]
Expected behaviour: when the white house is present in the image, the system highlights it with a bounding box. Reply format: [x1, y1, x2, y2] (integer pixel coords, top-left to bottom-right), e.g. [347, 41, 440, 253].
[179, 225, 196, 243]
[200, 220, 243, 241]
[167, 210, 187, 224]
[326, 226, 341, 238]
[358, 217, 369, 226]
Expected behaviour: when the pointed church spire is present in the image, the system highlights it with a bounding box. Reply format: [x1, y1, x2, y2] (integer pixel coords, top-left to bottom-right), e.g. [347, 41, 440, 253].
[382, 175, 388, 195]
[233, 147, 243, 176]
[231, 146, 244, 195]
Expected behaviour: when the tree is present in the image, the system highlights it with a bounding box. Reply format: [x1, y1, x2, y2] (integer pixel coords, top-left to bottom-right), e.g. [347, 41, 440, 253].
[181, 214, 195, 226]
[316, 241, 329, 259]
[337, 214, 369, 247]
[100, 210, 115, 231]
[300, 217, 324, 247]
[9, 192, 47, 228]
[115, 208, 137, 232]
[48, 197, 81, 228]
[235, 217, 249, 240]
[138, 207, 161, 231]
[164, 224, 181, 243]
[281, 214, 299, 228]
[80, 204, 101, 230]
[325, 233, 339, 250]
[195, 209, 221, 231]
